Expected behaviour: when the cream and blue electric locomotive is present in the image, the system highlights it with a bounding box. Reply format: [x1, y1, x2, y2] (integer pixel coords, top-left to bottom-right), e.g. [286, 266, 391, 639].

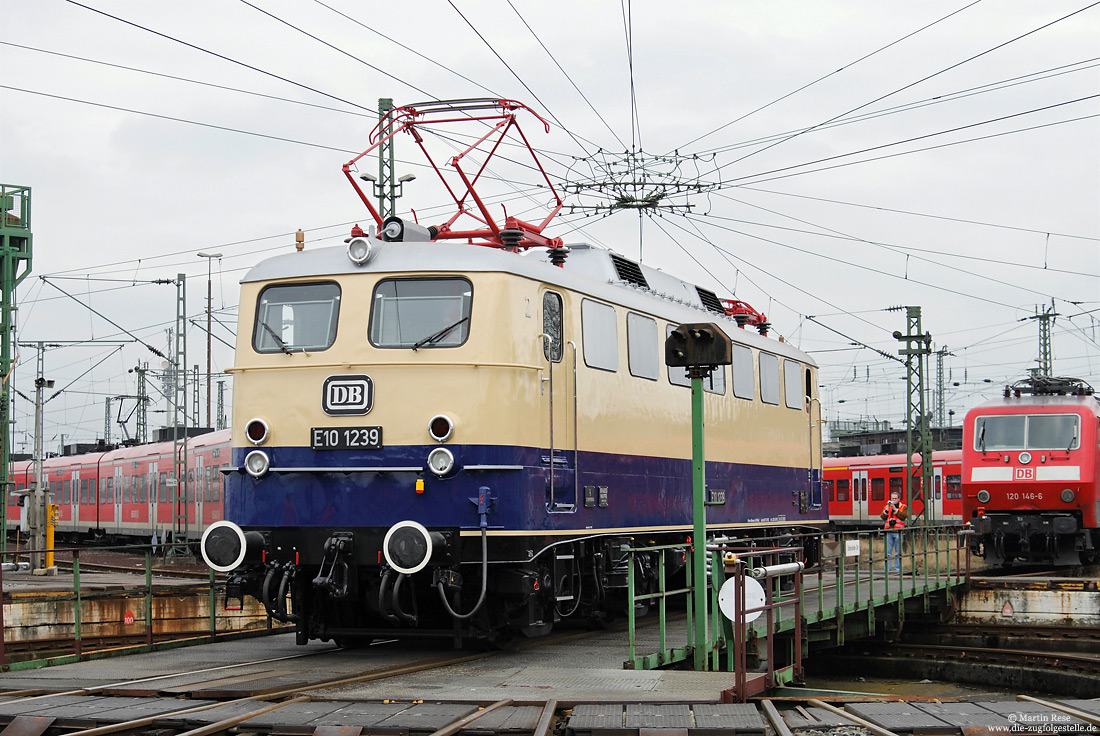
[200, 99, 827, 645]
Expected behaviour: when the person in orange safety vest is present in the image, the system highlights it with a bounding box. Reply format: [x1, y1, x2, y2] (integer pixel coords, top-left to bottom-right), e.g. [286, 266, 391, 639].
[880, 489, 908, 572]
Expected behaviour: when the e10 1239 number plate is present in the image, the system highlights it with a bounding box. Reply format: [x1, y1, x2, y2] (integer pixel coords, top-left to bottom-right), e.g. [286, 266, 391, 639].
[311, 426, 382, 450]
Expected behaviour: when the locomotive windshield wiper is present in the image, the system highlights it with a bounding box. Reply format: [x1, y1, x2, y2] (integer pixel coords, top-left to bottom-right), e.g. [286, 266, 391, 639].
[978, 423, 986, 454]
[411, 317, 468, 351]
[260, 320, 293, 355]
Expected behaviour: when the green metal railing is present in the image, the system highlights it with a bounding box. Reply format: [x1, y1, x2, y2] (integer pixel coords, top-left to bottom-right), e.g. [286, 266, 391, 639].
[0, 543, 280, 671]
[625, 525, 971, 699]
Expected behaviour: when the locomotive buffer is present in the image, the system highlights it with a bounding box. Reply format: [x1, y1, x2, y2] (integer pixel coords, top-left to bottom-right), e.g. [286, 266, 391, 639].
[665, 322, 733, 671]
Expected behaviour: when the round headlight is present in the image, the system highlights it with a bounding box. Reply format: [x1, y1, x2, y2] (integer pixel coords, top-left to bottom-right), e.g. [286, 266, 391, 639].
[244, 450, 270, 478]
[347, 236, 373, 265]
[1061, 488, 1076, 503]
[383, 520, 436, 575]
[201, 520, 247, 573]
[1019, 451, 1032, 465]
[246, 417, 269, 446]
[428, 414, 454, 443]
[426, 447, 455, 477]
[976, 489, 991, 503]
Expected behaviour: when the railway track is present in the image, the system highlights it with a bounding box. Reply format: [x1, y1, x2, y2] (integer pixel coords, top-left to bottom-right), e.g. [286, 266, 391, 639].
[889, 641, 1100, 675]
[0, 626, 615, 735]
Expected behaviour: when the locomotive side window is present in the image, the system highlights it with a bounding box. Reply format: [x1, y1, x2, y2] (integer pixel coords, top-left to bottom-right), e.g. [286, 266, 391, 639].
[581, 299, 618, 372]
[370, 278, 471, 349]
[871, 477, 885, 502]
[254, 281, 341, 353]
[705, 367, 726, 395]
[836, 478, 850, 502]
[667, 324, 690, 388]
[783, 360, 802, 409]
[732, 344, 755, 400]
[542, 292, 563, 362]
[627, 313, 658, 381]
[760, 353, 780, 405]
[974, 413, 1079, 450]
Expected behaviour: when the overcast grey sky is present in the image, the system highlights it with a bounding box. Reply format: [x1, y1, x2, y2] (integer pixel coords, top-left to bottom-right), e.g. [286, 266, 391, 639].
[2, 0, 1098, 450]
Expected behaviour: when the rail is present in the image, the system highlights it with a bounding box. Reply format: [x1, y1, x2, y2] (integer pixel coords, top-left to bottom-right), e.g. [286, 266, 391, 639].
[625, 525, 971, 700]
[0, 543, 281, 670]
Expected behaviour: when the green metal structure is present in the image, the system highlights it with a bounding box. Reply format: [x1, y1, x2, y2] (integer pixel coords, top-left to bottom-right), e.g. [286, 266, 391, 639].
[170, 274, 190, 555]
[1025, 302, 1057, 377]
[894, 306, 933, 523]
[377, 98, 397, 220]
[0, 185, 33, 552]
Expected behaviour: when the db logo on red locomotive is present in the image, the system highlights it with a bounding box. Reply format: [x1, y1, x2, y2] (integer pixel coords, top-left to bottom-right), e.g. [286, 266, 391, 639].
[322, 375, 374, 416]
[1014, 467, 1035, 481]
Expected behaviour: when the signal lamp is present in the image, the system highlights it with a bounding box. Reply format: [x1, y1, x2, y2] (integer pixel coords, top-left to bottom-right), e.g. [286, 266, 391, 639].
[976, 489, 990, 503]
[1061, 488, 1076, 503]
[428, 414, 454, 443]
[244, 450, 270, 478]
[246, 418, 270, 445]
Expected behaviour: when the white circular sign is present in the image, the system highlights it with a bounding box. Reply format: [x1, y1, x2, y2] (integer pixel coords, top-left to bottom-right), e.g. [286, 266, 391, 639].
[717, 576, 766, 623]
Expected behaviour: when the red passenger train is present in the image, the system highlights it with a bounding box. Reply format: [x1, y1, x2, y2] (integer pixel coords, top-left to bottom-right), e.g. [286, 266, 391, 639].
[962, 376, 1099, 566]
[823, 451, 963, 526]
[5, 430, 230, 543]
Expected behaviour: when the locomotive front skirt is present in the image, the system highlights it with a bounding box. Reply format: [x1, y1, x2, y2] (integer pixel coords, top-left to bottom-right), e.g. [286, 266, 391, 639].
[204, 230, 827, 644]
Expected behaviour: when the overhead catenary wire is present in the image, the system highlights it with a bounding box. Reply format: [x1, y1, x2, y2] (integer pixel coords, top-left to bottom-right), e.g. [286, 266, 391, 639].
[695, 57, 1100, 158]
[718, 94, 1100, 187]
[725, 111, 1100, 189]
[738, 186, 1100, 243]
[505, 0, 627, 150]
[60, 0, 376, 114]
[701, 194, 1097, 297]
[712, 1, 1100, 174]
[675, 0, 984, 152]
[0, 41, 375, 118]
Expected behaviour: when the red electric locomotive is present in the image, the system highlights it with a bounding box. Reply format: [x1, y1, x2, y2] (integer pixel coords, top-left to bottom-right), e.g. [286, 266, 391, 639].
[823, 451, 962, 526]
[962, 376, 1099, 565]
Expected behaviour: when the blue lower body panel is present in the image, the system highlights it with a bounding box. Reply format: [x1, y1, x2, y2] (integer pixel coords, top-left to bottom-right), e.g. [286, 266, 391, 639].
[227, 443, 826, 532]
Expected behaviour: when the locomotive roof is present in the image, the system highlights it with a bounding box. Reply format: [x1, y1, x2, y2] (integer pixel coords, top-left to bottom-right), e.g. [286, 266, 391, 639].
[966, 392, 1100, 416]
[241, 240, 816, 366]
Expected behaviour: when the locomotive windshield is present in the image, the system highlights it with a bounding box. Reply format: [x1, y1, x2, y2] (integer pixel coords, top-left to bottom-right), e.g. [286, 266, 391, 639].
[253, 282, 341, 353]
[369, 278, 472, 349]
[974, 413, 1080, 451]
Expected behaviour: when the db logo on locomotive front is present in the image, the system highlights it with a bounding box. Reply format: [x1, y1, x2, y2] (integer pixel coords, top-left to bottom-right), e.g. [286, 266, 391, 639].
[322, 375, 374, 416]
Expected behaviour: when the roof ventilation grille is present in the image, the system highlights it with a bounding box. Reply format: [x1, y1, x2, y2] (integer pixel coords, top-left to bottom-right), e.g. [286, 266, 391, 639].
[610, 254, 649, 289]
[695, 286, 725, 315]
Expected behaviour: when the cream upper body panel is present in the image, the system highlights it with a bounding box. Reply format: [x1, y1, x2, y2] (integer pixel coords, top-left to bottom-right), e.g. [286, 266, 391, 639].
[231, 240, 819, 467]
